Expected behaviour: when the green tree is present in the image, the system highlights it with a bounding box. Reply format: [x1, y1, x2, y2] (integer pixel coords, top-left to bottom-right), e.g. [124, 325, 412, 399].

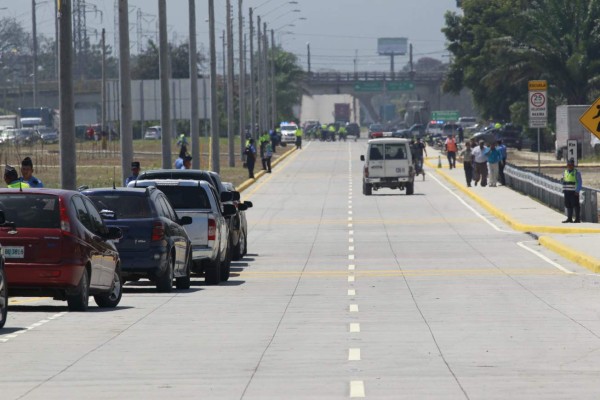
[131, 40, 206, 80]
[443, 0, 600, 121]
[271, 46, 304, 122]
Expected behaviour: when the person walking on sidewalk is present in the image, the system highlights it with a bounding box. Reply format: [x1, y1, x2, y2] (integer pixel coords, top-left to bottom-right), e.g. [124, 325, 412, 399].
[244, 139, 257, 179]
[445, 134, 458, 169]
[471, 140, 489, 186]
[561, 158, 582, 223]
[459, 141, 474, 187]
[486, 142, 502, 187]
[497, 139, 507, 185]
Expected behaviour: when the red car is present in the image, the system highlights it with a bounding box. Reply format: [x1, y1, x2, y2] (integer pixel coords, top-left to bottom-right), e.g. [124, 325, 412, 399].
[0, 189, 123, 311]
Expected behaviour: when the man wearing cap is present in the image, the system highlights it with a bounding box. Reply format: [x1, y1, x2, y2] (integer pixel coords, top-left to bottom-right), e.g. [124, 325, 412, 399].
[5, 165, 29, 189]
[20, 157, 43, 187]
[125, 161, 141, 186]
[561, 158, 582, 223]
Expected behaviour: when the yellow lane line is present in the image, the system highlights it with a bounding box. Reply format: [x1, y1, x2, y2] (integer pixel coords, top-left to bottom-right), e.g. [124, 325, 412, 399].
[9, 297, 49, 305]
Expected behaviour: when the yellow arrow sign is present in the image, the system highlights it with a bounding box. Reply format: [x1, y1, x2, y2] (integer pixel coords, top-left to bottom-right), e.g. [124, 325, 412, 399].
[579, 97, 600, 140]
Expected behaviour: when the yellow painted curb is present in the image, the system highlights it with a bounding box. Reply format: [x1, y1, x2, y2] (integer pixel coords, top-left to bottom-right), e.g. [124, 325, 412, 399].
[538, 236, 600, 273]
[237, 146, 297, 193]
[425, 159, 600, 234]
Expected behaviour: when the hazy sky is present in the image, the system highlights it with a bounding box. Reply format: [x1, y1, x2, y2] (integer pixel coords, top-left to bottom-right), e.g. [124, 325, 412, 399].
[5, 0, 459, 72]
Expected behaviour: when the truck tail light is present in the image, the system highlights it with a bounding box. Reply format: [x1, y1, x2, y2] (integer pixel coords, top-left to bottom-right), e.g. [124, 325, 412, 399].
[208, 218, 216, 241]
[151, 221, 165, 241]
[364, 165, 369, 178]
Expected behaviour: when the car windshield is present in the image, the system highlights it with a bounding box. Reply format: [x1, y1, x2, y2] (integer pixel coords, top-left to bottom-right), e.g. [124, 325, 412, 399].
[87, 194, 152, 219]
[370, 124, 383, 131]
[0, 194, 60, 228]
[154, 185, 211, 210]
[280, 125, 297, 132]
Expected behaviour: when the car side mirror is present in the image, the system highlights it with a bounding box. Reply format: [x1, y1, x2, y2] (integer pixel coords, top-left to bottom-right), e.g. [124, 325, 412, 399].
[99, 209, 117, 220]
[179, 216, 193, 226]
[105, 226, 122, 240]
[238, 203, 248, 211]
[222, 204, 237, 216]
[244, 201, 253, 208]
[360, 155, 365, 161]
[232, 191, 241, 201]
[220, 191, 234, 202]
[0, 210, 5, 225]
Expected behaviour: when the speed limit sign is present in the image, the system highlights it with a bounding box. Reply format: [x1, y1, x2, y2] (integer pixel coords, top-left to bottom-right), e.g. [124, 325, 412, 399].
[567, 139, 578, 165]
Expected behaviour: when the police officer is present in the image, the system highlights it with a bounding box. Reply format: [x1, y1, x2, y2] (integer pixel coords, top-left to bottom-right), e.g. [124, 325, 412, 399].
[338, 125, 347, 142]
[328, 124, 336, 141]
[295, 126, 303, 149]
[562, 158, 582, 223]
[5, 165, 29, 189]
[20, 157, 43, 187]
[259, 131, 270, 170]
[125, 161, 141, 186]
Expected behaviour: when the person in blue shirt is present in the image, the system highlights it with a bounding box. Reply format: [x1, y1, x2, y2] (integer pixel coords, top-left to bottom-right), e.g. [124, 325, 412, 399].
[486, 142, 502, 187]
[20, 157, 43, 188]
[125, 161, 141, 186]
[497, 140, 507, 185]
[175, 147, 187, 169]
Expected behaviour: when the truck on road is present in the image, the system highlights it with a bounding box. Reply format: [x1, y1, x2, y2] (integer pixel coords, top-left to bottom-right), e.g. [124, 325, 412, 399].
[334, 103, 351, 124]
[555, 105, 593, 160]
[18, 107, 55, 129]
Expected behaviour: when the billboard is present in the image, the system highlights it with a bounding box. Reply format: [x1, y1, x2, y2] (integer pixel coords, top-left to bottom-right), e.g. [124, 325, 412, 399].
[377, 37, 408, 55]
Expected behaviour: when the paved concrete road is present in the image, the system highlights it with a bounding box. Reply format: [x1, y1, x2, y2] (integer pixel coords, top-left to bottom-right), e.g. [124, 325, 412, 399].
[2, 140, 600, 399]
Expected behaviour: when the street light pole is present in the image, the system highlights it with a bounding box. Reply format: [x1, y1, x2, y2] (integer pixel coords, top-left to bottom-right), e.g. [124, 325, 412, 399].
[58, 0, 76, 189]
[238, 0, 245, 161]
[158, 0, 172, 168]
[226, 0, 235, 167]
[256, 16, 263, 135]
[32, 0, 38, 106]
[249, 7, 255, 139]
[189, 0, 200, 169]
[209, 0, 220, 172]
[270, 29, 276, 128]
[119, 0, 133, 185]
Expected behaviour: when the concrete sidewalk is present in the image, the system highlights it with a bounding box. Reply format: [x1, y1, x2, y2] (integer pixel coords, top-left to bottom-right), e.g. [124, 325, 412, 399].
[425, 149, 600, 273]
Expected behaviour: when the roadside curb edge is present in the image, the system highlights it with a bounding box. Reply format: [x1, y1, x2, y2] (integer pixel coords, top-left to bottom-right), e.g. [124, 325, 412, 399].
[237, 146, 297, 193]
[538, 236, 600, 273]
[425, 159, 600, 234]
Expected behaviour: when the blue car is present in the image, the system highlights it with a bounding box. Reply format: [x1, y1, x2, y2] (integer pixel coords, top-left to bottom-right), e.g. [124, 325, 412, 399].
[83, 187, 192, 292]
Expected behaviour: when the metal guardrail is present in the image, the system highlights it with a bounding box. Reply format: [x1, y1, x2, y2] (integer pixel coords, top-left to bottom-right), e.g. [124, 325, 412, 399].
[504, 164, 598, 223]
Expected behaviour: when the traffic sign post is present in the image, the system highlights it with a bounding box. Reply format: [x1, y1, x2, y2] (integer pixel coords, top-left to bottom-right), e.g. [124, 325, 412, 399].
[529, 80, 548, 174]
[431, 111, 459, 121]
[579, 97, 600, 140]
[567, 139, 578, 165]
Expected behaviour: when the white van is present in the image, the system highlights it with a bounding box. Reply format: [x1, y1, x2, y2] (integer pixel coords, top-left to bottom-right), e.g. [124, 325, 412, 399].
[360, 138, 415, 195]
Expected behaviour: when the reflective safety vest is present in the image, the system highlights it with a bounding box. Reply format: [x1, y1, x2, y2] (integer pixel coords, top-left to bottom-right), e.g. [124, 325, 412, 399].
[328, 125, 336, 132]
[260, 134, 270, 143]
[339, 127, 347, 134]
[8, 181, 29, 189]
[295, 129, 302, 137]
[563, 169, 578, 191]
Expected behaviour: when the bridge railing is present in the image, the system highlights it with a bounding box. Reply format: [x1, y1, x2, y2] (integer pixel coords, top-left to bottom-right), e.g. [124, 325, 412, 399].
[305, 71, 445, 83]
[505, 163, 598, 223]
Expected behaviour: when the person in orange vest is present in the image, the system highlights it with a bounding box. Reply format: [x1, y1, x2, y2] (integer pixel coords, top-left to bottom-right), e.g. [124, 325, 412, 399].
[445, 134, 458, 169]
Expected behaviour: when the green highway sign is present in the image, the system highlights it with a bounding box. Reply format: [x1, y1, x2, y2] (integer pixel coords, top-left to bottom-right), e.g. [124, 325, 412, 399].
[354, 81, 384, 92]
[431, 111, 460, 121]
[386, 81, 414, 91]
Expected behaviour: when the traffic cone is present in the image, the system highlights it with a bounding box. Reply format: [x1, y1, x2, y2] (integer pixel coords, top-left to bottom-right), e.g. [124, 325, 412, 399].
[437, 155, 442, 168]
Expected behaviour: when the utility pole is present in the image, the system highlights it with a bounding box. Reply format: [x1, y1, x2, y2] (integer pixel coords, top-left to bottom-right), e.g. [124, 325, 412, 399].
[249, 7, 255, 140]
[238, 0, 245, 161]
[270, 29, 276, 128]
[32, 0, 38, 106]
[263, 23, 269, 132]
[256, 16, 262, 135]
[226, 0, 235, 167]
[101, 28, 106, 134]
[189, 0, 200, 169]
[58, 0, 76, 189]
[158, 0, 172, 168]
[119, 0, 133, 185]
[306, 42, 310, 75]
[209, 0, 220, 173]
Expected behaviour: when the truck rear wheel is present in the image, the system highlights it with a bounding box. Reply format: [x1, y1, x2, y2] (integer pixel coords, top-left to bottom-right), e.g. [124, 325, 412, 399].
[363, 182, 372, 196]
[406, 182, 414, 195]
[205, 250, 221, 285]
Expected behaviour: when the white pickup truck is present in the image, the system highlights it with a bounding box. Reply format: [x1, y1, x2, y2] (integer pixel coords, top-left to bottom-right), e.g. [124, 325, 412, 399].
[360, 138, 415, 195]
[129, 179, 236, 285]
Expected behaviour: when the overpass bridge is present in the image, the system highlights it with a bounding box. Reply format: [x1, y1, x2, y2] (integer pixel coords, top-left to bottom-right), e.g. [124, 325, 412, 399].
[302, 70, 475, 124]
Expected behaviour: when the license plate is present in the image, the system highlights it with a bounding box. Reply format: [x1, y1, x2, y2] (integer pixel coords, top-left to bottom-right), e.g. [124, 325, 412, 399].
[3, 246, 24, 259]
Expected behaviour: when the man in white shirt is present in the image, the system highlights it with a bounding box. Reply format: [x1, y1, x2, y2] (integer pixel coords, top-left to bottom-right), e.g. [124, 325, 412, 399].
[471, 140, 489, 187]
